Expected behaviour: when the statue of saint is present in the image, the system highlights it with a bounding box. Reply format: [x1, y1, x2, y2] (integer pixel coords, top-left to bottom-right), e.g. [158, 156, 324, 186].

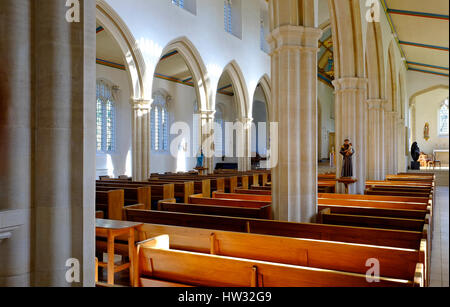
[196, 150, 204, 168]
[411, 142, 421, 162]
[340, 139, 354, 178]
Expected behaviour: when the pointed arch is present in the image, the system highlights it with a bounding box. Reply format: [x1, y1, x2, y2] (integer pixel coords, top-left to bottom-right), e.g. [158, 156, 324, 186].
[328, 0, 365, 79]
[159, 37, 211, 112]
[219, 60, 250, 120]
[254, 74, 272, 123]
[365, 22, 385, 99]
[96, 0, 146, 100]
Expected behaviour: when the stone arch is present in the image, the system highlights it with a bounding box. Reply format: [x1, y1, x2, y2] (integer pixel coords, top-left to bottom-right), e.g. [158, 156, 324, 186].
[386, 42, 398, 112]
[409, 85, 450, 106]
[219, 60, 250, 120]
[365, 22, 385, 99]
[159, 37, 211, 112]
[96, 0, 146, 100]
[328, 0, 365, 79]
[254, 74, 272, 123]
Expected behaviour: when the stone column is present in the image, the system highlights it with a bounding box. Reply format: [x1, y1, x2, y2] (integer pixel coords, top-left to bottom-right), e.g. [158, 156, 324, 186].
[239, 117, 253, 171]
[384, 111, 398, 175]
[397, 117, 407, 173]
[366, 99, 386, 180]
[131, 99, 151, 180]
[268, 24, 322, 222]
[200, 110, 215, 174]
[410, 102, 417, 142]
[333, 78, 368, 194]
[0, 0, 33, 286]
[33, 0, 96, 286]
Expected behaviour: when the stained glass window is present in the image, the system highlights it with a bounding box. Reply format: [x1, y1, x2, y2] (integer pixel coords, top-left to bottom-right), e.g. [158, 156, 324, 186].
[224, 0, 233, 34]
[439, 98, 449, 136]
[172, 0, 184, 8]
[151, 94, 170, 152]
[96, 80, 116, 153]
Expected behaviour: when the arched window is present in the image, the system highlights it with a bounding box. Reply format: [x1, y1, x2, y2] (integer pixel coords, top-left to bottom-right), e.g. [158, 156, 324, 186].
[439, 98, 449, 136]
[151, 93, 170, 152]
[96, 80, 116, 153]
[214, 107, 225, 157]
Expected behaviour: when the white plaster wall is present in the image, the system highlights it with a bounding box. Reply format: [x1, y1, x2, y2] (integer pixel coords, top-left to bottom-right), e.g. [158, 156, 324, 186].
[318, 81, 335, 160]
[150, 78, 198, 173]
[104, 0, 271, 112]
[413, 89, 449, 155]
[96, 64, 132, 179]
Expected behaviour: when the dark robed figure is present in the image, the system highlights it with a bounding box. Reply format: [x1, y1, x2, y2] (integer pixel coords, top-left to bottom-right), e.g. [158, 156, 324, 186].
[340, 139, 354, 178]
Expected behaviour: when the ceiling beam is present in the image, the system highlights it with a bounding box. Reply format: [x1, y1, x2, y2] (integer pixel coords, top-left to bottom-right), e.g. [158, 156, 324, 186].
[399, 40, 449, 52]
[387, 8, 449, 20]
[407, 61, 449, 71]
[96, 26, 104, 34]
[408, 67, 449, 77]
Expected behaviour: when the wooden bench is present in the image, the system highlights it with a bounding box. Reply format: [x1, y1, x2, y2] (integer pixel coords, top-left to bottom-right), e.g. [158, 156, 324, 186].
[188, 195, 272, 219]
[97, 181, 174, 208]
[136, 235, 423, 287]
[157, 199, 270, 219]
[96, 185, 151, 209]
[125, 209, 425, 250]
[96, 190, 124, 220]
[212, 191, 272, 202]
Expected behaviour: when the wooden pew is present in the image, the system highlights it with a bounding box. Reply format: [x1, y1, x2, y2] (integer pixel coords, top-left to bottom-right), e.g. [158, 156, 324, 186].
[96, 185, 151, 209]
[212, 191, 272, 202]
[125, 209, 425, 250]
[148, 177, 211, 199]
[137, 236, 423, 287]
[318, 208, 427, 231]
[97, 181, 174, 207]
[151, 174, 225, 194]
[96, 190, 124, 220]
[157, 200, 270, 219]
[235, 188, 271, 195]
[131, 224, 426, 284]
[188, 195, 272, 219]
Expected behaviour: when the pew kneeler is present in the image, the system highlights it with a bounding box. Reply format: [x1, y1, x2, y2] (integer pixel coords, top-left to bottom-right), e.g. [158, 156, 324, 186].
[96, 219, 144, 286]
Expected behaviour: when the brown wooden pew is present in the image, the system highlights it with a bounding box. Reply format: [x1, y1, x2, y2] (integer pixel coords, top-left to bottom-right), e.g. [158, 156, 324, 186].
[125, 208, 426, 250]
[96, 185, 151, 209]
[130, 224, 426, 285]
[96, 190, 124, 220]
[96, 181, 174, 207]
[188, 195, 272, 219]
[157, 199, 270, 219]
[318, 208, 427, 232]
[212, 191, 272, 202]
[235, 188, 272, 195]
[151, 174, 226, 194]
[136, 236, 423, 287]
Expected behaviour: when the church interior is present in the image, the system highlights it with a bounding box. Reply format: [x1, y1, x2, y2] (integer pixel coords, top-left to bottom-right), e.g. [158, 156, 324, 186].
[0, 0, 448, 288]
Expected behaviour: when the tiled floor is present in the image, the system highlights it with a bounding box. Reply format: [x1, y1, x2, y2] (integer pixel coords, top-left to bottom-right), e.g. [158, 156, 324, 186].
[430, 185, 449, 287]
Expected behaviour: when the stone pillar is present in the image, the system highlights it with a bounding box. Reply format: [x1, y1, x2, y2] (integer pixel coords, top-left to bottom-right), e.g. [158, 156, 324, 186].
[410, 102, 417, 142]
[238, 117, 253, 171]
[131, 99, 151, 180]
[333, 78, 368, 194]
[0, 0, 33, 286]
[397, 117, 407, 173]
[268, 23, 322, 222]
[33, 0, 96, 286]
[384, 111, 398, 175]
[366, 99, 386, 180]
[200, 110, 215, 174]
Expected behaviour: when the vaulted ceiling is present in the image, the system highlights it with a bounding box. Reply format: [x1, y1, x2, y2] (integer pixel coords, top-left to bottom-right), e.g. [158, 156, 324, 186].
[383, 0, 449, 77]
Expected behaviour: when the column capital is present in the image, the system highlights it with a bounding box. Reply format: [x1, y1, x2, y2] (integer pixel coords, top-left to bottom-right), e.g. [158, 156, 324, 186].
[366, 99, 387, 110]
[130, 98, 152, 110]
[199, 109, 215, 120]
[268, 25, 322, 55]
[332, 78, 368, 92]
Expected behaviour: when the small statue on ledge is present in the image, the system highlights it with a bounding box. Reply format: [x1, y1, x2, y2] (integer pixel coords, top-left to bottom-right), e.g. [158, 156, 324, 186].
[196, 150, 204, 168]
[340, 139, 354, 178]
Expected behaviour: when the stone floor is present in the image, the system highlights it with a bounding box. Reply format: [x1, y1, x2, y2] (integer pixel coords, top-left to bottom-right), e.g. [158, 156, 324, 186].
[429, 185, 449, 287]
